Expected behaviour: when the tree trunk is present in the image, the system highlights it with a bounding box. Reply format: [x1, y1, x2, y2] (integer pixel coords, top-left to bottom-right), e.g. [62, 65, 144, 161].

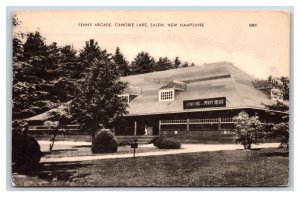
[49, 133, 57, 151]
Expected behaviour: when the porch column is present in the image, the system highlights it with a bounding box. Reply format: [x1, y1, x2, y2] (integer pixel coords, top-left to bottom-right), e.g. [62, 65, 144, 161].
[187, 119, 190, 132]
[218, 117, 221, 130]
[158, 120, 161, 136]
[134, 121, 137, 136]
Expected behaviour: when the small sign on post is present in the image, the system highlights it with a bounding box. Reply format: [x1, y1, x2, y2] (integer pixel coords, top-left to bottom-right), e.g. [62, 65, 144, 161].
[131, 139, 138, 158]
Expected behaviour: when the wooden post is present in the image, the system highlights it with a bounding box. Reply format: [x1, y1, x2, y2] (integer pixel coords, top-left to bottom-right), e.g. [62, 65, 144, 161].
[134, 121, 137, 136]
[187, 119, 190, 132]
[158, 120, 161, 136]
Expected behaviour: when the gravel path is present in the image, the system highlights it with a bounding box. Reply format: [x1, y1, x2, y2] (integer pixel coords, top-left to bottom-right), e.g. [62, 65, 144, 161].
[40, 143, 280, 163]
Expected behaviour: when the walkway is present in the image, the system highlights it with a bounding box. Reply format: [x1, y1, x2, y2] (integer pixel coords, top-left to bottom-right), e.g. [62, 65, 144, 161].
[40, 143, 280, 163]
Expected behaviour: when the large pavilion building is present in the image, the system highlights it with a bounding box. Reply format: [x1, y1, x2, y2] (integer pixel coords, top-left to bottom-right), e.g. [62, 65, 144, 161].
[27, 62, 288, 143]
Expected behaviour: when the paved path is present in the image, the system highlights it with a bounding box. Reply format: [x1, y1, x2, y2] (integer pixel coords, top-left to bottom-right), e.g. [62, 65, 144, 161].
[40, 143, 280, 163]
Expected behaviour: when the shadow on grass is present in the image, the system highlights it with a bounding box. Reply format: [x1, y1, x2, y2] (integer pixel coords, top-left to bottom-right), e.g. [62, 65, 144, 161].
[72, 145, 91, 148]
[14, 161, 94, 183]
[42, 149, 78, 157]
[249, 148, 263, 151]
[260, 151, 289, 157]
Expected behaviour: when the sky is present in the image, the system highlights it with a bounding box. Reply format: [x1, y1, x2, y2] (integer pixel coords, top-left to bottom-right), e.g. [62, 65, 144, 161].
[14, 10, 290, 79]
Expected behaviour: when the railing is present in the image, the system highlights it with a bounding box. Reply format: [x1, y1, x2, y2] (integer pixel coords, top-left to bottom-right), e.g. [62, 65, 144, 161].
[160, 118, 235, 125]
[28, 124, 81, 131]
[161, 120, 187, 124]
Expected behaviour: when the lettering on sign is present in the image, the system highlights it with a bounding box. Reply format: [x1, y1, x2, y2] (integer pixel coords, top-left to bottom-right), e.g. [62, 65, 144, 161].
[183, 97, 226, 109]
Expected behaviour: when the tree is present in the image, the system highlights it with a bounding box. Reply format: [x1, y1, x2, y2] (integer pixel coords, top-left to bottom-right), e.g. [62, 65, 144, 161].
[280, 76, 289, 100]
[131, 51, 156, 74]
[181, 61, 189, 68]
[23, 31, 48, 59]
[155, 57, 173, 71]
[267, 75, 289, 100]
[113, 47, 130, 76]
[233, 111, 265, 149]
[173, 56, 181, 69]
[263, 101, 289, 112]
[44, 107, 73, 151]
[59, 45, 83, 79]
[272, 122, 289, 148]
[43, 120, 59, 151]
[70, 57, 128, 138]
[79, 39, 110, 73]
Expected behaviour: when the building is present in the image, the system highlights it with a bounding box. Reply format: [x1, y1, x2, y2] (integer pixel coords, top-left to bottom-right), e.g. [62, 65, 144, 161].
[27, 62, 288, 143]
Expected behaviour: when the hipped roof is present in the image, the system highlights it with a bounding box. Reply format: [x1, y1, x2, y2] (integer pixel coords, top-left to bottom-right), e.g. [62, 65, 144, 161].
[27, 62, 285, 121]
[120, 61, 279, 116]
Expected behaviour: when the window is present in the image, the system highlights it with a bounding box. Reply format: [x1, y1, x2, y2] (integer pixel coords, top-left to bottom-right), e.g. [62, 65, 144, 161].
[159, 90, 174, 101]
[119, 94, 139, 103]
[118, 95, 129, 103]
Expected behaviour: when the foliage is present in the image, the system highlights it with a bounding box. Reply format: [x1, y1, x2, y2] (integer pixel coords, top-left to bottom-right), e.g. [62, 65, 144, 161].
[91, 129, 118, 153]
[263, 100, 289, 112]
[44, 107, 73, 151]
[12, 118, 29, 135]
[153, 137, 181, 149]
[12, 133, 42, 172]
[155, 57, 173, 71]
[268, 76, 289, 100]
[12, 14, 197, 135]
[12, 17, 81, 122]
[113, 47, 130, 76]
[173, 56, 181, 68]
[254, 76, 289, 101]
[272, 122, 289, 148]
[131, 51, 156, 74]
[70, 47, 128, 138]
[233, 111, 265, 149]
[13, 31, 62, 120]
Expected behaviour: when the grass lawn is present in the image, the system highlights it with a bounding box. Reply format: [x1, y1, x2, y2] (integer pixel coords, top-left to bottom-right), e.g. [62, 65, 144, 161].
[12, 147, 289, 187]
[34, 134, 92, 142]
[42, 145, 167, 159]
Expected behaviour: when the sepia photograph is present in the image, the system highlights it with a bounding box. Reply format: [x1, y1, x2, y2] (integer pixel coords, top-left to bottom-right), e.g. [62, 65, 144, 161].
[11, 10, 290, 187]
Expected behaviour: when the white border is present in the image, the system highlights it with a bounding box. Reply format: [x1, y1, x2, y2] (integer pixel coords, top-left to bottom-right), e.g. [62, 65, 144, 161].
[1, 0, 298, 196]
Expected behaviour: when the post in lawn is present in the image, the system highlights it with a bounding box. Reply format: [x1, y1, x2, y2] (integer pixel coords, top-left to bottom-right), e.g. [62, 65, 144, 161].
[131, 139, 138, 158]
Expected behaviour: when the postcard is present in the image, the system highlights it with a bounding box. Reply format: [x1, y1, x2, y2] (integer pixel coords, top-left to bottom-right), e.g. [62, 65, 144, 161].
[11, 10, 290, 187]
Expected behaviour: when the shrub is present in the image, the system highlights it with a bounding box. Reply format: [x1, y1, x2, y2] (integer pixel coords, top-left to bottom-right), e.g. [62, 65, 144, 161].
[91, 129, 118, 153]
[272, 122, 289, 148]
[153, 137, 181, 149]
[233, 111, 265, 149]
[12, 133, 42, 172]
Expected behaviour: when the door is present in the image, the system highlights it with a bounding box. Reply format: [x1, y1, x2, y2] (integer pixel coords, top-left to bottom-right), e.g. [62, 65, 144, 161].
[146, 127, 153, 136]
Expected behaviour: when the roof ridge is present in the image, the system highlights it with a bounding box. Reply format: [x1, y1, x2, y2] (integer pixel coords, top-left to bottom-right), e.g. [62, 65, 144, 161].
[121, 61, 234, 79]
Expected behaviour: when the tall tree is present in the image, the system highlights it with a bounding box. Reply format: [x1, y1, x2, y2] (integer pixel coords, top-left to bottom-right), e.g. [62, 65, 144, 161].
[181, 61, 189, 68]
[70, 56, 128, 138]
[280, 76, 289, 100]
[23, 31, 48, 59]
[173, 56, 181, 69]
[155, 57, 173, 71]
[79, 39, 110, 72]
[267, 75, 289, 100]
[113, 47, 130, 76]
[52, 45, 81, 102]
[12, 18, 39, 120]
[13, 31, 64, 119]
[131, 51, 156, 74]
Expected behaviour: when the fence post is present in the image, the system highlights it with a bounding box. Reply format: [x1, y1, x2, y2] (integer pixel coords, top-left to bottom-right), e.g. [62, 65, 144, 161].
[187, 119, 190, 133]
[158, 120, 161, 136]
[134, 121, 137, 136]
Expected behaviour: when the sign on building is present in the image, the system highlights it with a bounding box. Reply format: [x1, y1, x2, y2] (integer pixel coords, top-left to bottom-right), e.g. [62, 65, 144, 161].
[183, 97, 226, 109]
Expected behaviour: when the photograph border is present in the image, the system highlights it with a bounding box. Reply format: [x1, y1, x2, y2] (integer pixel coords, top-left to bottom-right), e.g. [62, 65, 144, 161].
[6, 5, 294, 191]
